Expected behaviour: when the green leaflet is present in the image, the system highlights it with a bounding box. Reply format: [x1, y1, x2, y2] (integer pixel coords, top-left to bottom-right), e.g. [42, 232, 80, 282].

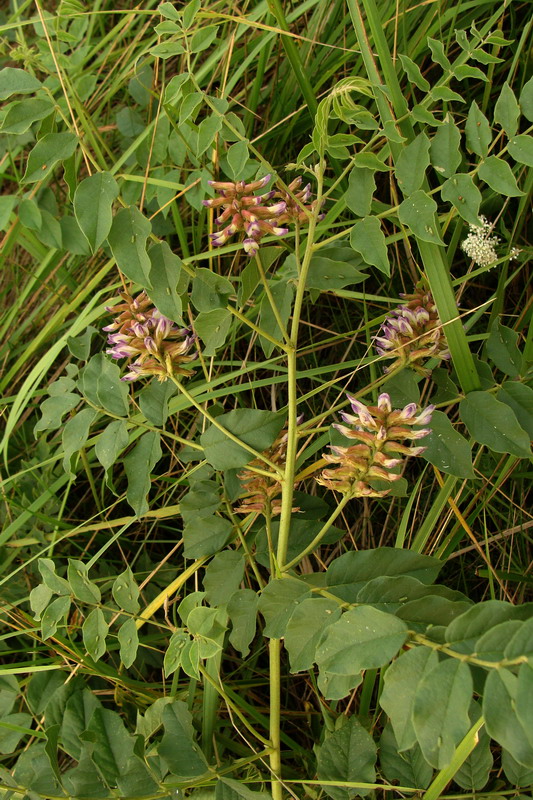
[421, 410, 475, 478]
[22, 132, 78, 184]
[200, 409, 285, 470]
[317, 716, 377, 800]
[74, 172, 119, 252]
[315, 605, 407, 675]
[107, 206, 153, 288]
[123, 431, 162, 516]
[459, 391, 531, 458]
[413, 659, 473, 769]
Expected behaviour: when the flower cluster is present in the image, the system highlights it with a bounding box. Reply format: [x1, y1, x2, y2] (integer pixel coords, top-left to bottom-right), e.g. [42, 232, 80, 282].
[104, 291, 196, 382]
[273, 176, 321, 224]
[317, 393, 433, 497]
[233, 419, 302, 515]
[461, 216, 499, 267]
[374, 288, 449, 376]
[204, 174, 319, 257]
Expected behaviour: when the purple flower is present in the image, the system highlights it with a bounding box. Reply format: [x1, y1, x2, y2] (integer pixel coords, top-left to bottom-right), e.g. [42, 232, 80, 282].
[103, 290, 197, 383]
[317, 394, 433, 497]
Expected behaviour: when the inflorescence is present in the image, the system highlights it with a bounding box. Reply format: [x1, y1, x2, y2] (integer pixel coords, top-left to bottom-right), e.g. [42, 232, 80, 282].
[104, 291, 196, 382]
[460, 216, 499, 267]
[374, 287, 449, 376]
[317, 393, 433, 497]
[204, 174, 319, 256]
[233, 419, 303, 516]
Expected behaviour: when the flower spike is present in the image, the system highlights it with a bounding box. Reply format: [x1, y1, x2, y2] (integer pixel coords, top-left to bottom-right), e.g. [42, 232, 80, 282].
[317, 394, 432, 497]
[104, 291, 197, 383]
[374, 287, 449, 376]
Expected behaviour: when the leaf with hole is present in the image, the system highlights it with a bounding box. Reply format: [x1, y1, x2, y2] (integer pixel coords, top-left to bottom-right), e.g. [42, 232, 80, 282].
[67, 559, 100, 604]
[307, 246, 367, 290]
[398, 54, 430, 91]
[421, 410, 474, 478]
[315, 605, 407, 675]
[345, 166, 375, 216]
[82, 608, 108, 661]
[398, 190, 444, 245]
[379, 723, 433, 789]
[41, 596, 71, 641]
[34, 393, 80, 434]
[483, 669, 533, 768]
[201, 409, 285, 470]
[227, 589, 259, 657]
[95, 419, 129, 474]
[112, 567, 140, 614]
[497, 382, 533, 439]
[183, 515, 233, 559]
[203, 551, 244, 606]
[118, 618, 139, 669]
[123, 431, 162, 516]
[285, 597, 342, 672]
[396, 132, 431, 196]
[486, 319, 522, 377]
[195, 308, 232, 356]
[258, 577, 311, 638]
[191, 268, 233, 312]
[441, 173, 482, 227]
[0, 67, 42, 99]
[62, 409, 98, 478]
[0, 97, 54, 134]
[494, 82, 520, 137]
[159, 701, 209, 778]
[465, 102, 491, 156]
[413, 658, 473, 769]
[326, 547, 442, 603]
[507, 134, 533, 167]
[430, 119, 462, 177]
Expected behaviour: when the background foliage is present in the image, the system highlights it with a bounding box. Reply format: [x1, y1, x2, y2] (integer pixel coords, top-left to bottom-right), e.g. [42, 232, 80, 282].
[0, 0, 532, 799]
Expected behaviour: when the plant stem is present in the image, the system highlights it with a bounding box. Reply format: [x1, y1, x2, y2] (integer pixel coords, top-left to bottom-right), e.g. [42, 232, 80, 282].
[255, 253, 291, 344]
[269, 638, 283, 800]
[282, 492, 353, 572]
[275, 163, 324, 569]
[227, 302, 288, 352]
[268, 164, 325, 800]
[168, 376, 283, 475]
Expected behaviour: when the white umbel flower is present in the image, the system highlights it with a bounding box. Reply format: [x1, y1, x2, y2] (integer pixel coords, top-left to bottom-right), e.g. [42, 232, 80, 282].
[461, 216, 499, 267]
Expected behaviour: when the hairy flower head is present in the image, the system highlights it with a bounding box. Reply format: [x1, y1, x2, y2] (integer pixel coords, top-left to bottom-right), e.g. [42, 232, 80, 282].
[374, 287, 449, 376]
[204, 174, 288, 256]
[104, 291, 196, 382]
[234, 417, 303, 515]
[317, 393, 433, 496]
[273, 176, 323, 224]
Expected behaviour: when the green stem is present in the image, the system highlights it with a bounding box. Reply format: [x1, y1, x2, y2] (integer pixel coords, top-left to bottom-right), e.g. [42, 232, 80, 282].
[269, 638, 283, 800]
[282, 492, 353, 572]
[227, 302, 288, 352]
[267, 168, 325, 800]
[275, 164, 324, 570]
[255, 253, 291, 345]
[168, 376, 283, 475]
